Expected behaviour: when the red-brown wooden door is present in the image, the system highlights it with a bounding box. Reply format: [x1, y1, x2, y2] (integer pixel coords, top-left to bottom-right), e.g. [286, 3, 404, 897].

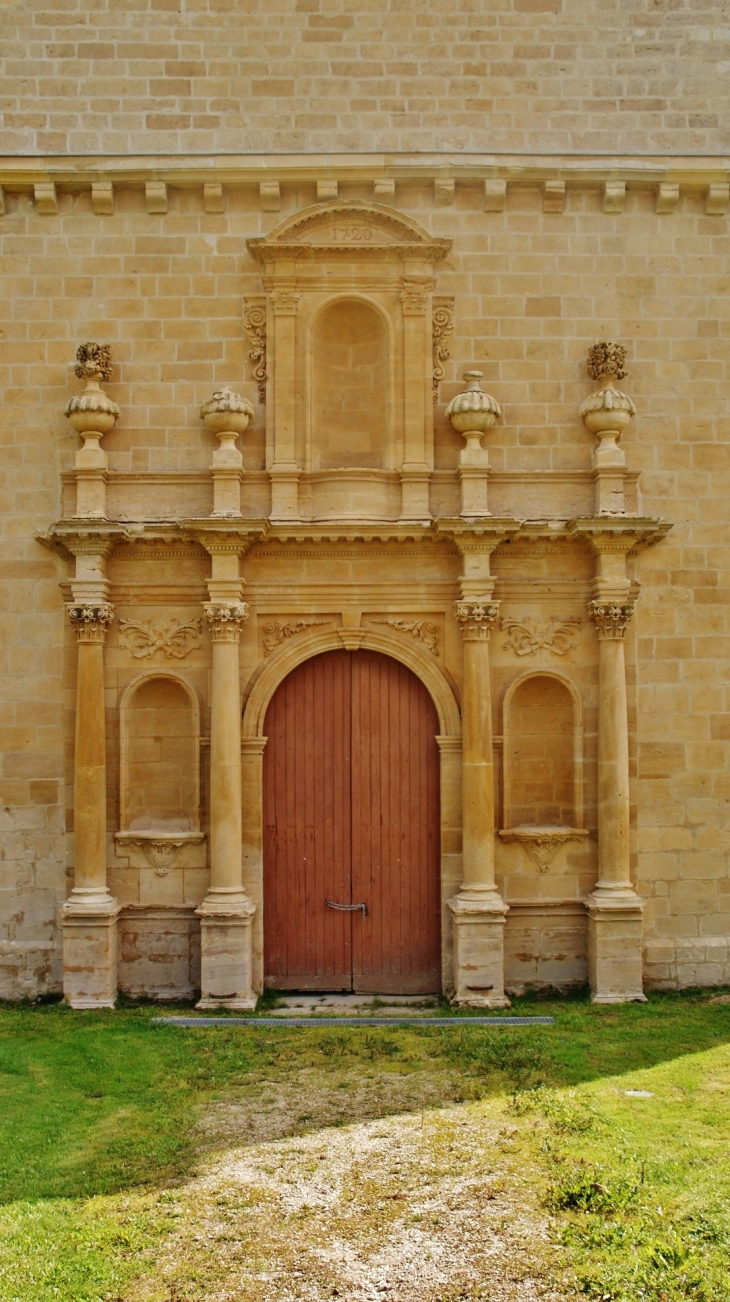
[263, 649, 441, 993]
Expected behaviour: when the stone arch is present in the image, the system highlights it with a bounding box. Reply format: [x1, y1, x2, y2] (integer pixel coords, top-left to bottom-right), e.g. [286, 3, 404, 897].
[501, 668, 584, 830]
[119, 670, 201, 833]
[242, 626, 461, 740]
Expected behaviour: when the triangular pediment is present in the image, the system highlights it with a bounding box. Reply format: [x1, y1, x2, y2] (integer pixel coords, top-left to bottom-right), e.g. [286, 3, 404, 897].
[247, 200, 451, 263]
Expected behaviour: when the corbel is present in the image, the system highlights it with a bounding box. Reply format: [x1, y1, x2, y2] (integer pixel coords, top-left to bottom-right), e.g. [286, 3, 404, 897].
[145, 181, 168, 214]
[316, 179, 338, 201]
[203, 181, 225, 213]
[260, 181, 281, 212]
[91, 182, 114, 215]
[603, 181, 626, 214]
[34, 182, 57, 215]
[484, 179, 506, 212]
[542, 180, 565, 213]
[656, 183, 679, 214]
[706, 183, 729, 216]
[434, 178, 455, 207]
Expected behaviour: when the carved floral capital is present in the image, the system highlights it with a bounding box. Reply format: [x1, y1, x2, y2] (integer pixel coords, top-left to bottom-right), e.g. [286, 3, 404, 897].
[454, 600, 500, 641]
[588, 600, 635, 639]
[67, 603, 114, 642]
[204, 602, 250, 642]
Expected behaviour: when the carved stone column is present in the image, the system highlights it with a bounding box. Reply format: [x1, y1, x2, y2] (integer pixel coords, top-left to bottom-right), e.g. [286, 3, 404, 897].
[586, 597, 646, 1002]
[269, 286, 301, 521]
[399, 280, 433, 521]
[448, 599, 509, 1007]
[62, 602, 120, 1008]
[197, 600, 256, 1009]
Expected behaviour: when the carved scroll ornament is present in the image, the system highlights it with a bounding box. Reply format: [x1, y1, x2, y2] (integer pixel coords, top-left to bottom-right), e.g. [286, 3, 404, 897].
[243, 299, 267, 403]
[501, 616, 581, 657]
[371, 618, 439, 656]
[432, 296, 454, 403]
[118, 617, 203, 659]
[263, 618, 328, 655]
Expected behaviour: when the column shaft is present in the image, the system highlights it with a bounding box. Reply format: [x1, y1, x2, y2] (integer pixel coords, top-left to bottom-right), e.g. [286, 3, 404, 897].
[597, 636, 631, 888]
[209, 637, 244, 894]
[461, 635, 496, 890]
[73, 638, 108, 893]
[63, 602, 118, 1009]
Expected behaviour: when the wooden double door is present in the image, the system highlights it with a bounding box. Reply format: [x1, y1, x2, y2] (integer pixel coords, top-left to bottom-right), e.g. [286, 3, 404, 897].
[263, 649, 441, 993]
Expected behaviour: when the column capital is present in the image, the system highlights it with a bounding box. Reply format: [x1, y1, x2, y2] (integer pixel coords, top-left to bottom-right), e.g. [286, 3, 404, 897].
[67, 602, 114, 642]
[204, 601, 249, 642]
[270, 287, 300, 315]
[399, 280, 434, 314]
[588, 599, 635, 640]
[454, 599, 500, 641]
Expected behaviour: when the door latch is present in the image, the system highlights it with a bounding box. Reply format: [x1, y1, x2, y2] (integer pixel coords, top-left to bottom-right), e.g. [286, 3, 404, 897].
[326, 899, 367, 916]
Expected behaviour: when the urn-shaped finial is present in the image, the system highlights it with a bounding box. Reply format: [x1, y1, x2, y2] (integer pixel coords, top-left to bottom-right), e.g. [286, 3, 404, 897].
[200, 386, 254, 439]
[579, 343, 636, 440]
[64, 343, 120, 438]
[445, 371, 501, 444]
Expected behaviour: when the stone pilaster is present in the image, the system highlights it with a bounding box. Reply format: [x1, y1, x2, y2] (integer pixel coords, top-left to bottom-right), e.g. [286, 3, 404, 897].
[63, 602, 120, 1009]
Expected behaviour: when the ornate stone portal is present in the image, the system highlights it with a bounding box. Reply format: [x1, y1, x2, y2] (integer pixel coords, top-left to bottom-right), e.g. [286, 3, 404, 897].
[47, 208, 671, 1009]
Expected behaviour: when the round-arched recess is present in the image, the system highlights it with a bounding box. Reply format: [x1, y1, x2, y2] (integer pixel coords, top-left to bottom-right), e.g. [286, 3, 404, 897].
[262, 648, 441, 994]
[119, 672, 201, 833]
[310, 298, 389, 470]
[501, 670, 583, 830]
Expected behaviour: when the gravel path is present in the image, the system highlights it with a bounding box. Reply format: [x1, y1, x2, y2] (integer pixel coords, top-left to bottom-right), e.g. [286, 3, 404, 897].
[134, 1088, 572, 1302]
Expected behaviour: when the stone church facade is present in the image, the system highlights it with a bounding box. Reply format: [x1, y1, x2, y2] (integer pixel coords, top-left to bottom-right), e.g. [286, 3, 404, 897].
[1, 0, 729, 1006]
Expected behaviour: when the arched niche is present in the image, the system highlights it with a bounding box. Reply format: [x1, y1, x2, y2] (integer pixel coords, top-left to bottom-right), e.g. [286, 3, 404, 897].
[310, 297, 389, 471]
[119, 672, 201, 834]
[501, 670, 584, 831]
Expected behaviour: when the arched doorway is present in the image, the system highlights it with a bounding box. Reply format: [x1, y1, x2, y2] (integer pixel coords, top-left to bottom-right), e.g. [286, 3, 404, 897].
[263, 648, 441, 993]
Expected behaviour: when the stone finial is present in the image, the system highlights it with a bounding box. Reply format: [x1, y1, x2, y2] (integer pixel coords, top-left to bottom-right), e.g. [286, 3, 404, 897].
[65, 344, 120, 519]
[586, 341, 627, 383]
[446, 371, 501, 440]
[580, 343, 636, 441]
[199, 386, 254, 438]
[74, 342, 113, 383]
[65, 344, 120, 437]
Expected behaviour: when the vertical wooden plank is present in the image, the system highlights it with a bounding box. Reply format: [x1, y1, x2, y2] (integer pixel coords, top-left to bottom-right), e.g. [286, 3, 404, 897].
[263, 651, 352, 989]
[352, 651, 441, 994]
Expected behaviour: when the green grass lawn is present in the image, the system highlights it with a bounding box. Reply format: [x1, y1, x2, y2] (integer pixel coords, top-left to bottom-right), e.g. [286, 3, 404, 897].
[0, 990, 729, 1301]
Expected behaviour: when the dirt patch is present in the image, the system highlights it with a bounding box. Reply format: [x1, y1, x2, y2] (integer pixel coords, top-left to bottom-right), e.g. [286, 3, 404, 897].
[196, 1066, 467, 1150]
[132, 1085, 571, 1302]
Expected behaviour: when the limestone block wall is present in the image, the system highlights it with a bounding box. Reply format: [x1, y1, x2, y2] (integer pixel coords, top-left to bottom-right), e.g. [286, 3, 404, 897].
[0, 0, 728, 156]
[0, 166, 729, 996]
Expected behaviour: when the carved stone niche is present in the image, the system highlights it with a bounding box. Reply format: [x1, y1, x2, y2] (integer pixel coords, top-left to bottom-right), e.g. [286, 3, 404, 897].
[247, 201, 451, 525]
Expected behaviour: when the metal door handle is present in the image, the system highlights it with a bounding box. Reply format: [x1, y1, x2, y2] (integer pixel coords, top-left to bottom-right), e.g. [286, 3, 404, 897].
[326, 899, 367, 916]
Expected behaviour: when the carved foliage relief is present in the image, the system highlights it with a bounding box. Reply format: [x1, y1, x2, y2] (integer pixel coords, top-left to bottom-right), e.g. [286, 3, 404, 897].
[119, 617, 202, 659]
[501, 616, 581, 657]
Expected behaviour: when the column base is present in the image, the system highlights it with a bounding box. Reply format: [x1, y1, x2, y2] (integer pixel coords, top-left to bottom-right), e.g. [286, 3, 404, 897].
[269, 466, 301, 521]
[586, 887, 647, 1003]
[62, 890, 120, 1009]
[399, 468, 431, 522]
[196, 892, 256, 1010]
[448, 889, 510, 1008]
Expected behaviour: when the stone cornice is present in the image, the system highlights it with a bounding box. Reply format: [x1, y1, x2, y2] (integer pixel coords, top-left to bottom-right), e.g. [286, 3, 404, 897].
[432, 518, 524, 554]
[567, 516, 673, 554]
[2, 154, 728, 189]
[37, 521, 130, 559]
